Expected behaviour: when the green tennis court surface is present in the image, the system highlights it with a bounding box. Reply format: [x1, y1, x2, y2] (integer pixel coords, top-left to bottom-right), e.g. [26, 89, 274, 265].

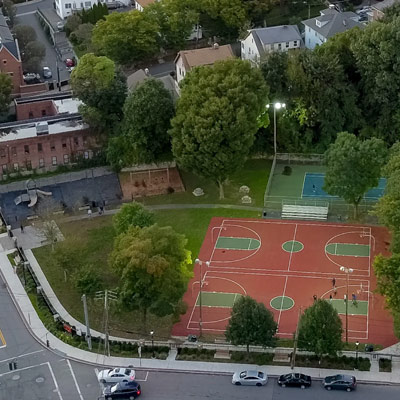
[216, 236, 260, 250]
[196, 292, 242, 307]
[330, 299, 368, 316]
[326, 243, 370, 257]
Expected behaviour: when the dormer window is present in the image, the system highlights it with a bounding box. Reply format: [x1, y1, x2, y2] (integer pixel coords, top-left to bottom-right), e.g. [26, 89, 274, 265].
[316, 19, 322, 28]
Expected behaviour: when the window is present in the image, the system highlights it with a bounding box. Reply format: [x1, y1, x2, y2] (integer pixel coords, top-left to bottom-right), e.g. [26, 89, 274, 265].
[84, 1, 91, 7]
[278, 43, 282, 50]
[28, 112, 34, 119]
[286, 42, 289, 48]
[52, 156, 57, 166]
[24, 145, 29, 154]
[13, 162, 18, 171]
[37, 143, 43, 152]
[8, 72, 13, 76]
[314, 31, 317, 36]
[2, 60, 6, 65]
[241, 42, 244, 49]
[73, 2, 76, 8]
[2, 164, 7, 173]
[11, 147, 16, 156]
[65, 3, 71, 8]
[50, 142, 55, 151]
[39, 158, 45, 168]
[41, 110, 46, 116]
[63, 154, 69, 164]
[294, 40, 298, 47]
[0, 148, 5, 158]
[62, 140, 67, 148]
[84, 151, 89, 159]
[26, 160, 32, 170]
[74, 137, 79, 146]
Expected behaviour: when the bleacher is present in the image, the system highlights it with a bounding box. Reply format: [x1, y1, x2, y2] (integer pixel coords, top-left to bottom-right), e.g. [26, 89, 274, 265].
[281, 203, 329, 221]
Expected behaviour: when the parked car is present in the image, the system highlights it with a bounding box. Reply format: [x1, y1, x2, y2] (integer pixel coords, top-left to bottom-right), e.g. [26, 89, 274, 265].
[103, 381, 141, 399]
[67, 66, 75, 73]
[232, 370, 268, 386]
[65, 58, 75, 67]
[42, 66, 52, 79]
[97, 368, 136, 384]
[23, 73, 41, 84]
[278, 373, 312, 388]
[323, 374, 357, 392]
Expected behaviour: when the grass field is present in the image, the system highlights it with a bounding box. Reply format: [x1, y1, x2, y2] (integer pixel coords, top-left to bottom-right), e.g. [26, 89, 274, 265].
[143, 159, 271, 207]
[33, 208, 260, 339]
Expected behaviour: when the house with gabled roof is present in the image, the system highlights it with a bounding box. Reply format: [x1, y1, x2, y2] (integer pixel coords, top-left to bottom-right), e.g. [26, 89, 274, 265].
[240, 25, 303, 63]
[302, 8, 364, 49]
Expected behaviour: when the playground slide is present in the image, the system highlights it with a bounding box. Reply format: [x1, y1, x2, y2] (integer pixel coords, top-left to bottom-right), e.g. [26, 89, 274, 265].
[27, 190, 38, 207]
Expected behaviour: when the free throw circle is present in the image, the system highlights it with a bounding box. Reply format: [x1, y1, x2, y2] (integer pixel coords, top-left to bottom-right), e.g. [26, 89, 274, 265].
[282, 240, 304, 253]
[270, 296, 295, 311]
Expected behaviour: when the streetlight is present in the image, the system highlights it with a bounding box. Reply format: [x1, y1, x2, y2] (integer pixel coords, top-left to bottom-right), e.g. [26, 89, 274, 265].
[195, 259, 210, 338]
[355, 341, 359, 369]
[150, 330, 155, 358]
[340, 266, 354, 343]
[266, 102, 286, 154]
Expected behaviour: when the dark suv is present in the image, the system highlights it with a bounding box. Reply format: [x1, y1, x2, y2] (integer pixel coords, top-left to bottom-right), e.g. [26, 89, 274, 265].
[278, 373, 312, 388]
[103, 381, 141, 399]
[323, 374, 356, 392]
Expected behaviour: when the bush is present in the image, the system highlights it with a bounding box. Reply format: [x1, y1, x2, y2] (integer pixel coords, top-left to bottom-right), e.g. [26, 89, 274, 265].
[112, 202, 155, 234]
[71, 265, 103, 296]
[379, 358, 392, 372]
[282, 165, 292, 175]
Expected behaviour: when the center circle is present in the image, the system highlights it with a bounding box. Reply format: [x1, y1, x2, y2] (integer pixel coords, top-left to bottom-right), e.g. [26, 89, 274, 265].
[282, 240, 304, 253]
[270, 296, 295, 311]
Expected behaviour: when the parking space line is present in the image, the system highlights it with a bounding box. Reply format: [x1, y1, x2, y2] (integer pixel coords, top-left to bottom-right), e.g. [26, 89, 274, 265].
[47, 362, 64, 400]
[67, 359, 85, 400]
[0, 329, 6, 348]
[136, 372, 149, 382]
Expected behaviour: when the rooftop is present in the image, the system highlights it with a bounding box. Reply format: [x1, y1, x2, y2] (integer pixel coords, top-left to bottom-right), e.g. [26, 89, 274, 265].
[135, 0, 157, 7]
[0, 11, 19, 59]
[176, 44, 234, 71]
[372, 0, 398, 11]
[248, 25, 302, 45]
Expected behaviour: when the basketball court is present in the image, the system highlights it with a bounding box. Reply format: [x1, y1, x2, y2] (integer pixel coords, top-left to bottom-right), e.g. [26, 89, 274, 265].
[172, 217, 396, 347]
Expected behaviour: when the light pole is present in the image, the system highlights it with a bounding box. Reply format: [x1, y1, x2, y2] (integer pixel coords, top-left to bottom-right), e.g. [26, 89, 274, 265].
[355, 340, 359, 369]
[266, 102, 286, 154]
[340, 266, 354, 343]
[150, 330, 155, 358]
[195, 259, 210, 338]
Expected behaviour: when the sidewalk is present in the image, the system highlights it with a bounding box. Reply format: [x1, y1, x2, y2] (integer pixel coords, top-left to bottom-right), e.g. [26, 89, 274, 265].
[1, 245, 400, 384]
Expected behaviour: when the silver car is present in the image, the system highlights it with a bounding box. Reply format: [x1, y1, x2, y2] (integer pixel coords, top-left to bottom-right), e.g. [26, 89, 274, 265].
[97, 367, 136, 384]
[232, 370, 268, 386]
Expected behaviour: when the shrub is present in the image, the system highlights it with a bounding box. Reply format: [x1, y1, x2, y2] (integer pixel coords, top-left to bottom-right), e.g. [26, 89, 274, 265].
[71, 265, 103, 296]
[282, 166, 292, 175]
[379, 358, 391, 372]
[112, 202, 155, 234]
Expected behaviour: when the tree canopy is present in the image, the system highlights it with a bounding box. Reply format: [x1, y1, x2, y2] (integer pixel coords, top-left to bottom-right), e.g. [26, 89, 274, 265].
[324, 132, 387, 218]
[0, 73, 13, 114]
[91, 11, 159, 65]
[225, 295, 277, 353]
[121, 78, 175, 164]
[170, 59, 268, 198]
[112, 202, 155, 235]
[71, 53, 127, 133]
[109, 224, 192, 323]
[298, 300, 343, 358]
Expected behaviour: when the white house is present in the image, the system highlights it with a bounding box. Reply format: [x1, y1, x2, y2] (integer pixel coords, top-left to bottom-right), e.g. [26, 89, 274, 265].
[55, 0, 130, 19]
[302, 8, 364, 49]
[240, 25, 303, 63]
[174, 44, 234, 84]
[370, 0, 398, 21]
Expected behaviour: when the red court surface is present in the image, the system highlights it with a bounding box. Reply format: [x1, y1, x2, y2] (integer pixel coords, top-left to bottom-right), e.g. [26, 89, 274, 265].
[172, 218, 397, 347]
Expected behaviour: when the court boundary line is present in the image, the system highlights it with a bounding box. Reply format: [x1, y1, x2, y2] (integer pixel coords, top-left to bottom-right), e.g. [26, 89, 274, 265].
[326, 242, 371, 257]
[287, 224, 298, 272]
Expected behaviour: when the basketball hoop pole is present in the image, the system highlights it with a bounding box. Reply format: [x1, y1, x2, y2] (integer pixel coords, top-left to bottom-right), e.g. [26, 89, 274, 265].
[195, 259, 210, 338]
[340, 266, 353, 343]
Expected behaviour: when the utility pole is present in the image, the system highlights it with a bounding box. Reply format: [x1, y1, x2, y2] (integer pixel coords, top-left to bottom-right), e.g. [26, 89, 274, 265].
[291, 306, 302, 369]
[95, 290, 117, 357]
[340, 266, 353, 343]
[195, 259, 210, 338]
[81, 294, 92, 350]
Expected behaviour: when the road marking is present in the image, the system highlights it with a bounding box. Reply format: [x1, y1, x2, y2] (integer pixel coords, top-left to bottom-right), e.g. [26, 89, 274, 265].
[47, 362, 63, 400]
[135, 371, 149, 382]
[0, 329, 6, 348]
[67, 359, 85, 400]
[0, 349, 44, 364]
[0, 361, 47, 376]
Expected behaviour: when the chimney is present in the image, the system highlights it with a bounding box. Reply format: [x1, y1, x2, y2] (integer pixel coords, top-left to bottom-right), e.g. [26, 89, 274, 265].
[213, 43, 219, 49]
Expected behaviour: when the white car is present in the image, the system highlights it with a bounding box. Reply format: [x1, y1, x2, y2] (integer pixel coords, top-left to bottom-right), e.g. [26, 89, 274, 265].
[97, 367, 135, 384]
[232, 370, 268, 386]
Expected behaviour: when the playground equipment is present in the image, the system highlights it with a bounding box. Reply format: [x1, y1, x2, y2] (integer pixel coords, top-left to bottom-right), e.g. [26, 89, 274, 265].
[14, 179, 52, 207]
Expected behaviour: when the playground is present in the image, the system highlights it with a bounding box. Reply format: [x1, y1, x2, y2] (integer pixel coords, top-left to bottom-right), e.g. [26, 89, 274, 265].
[172, 217, 397, 347]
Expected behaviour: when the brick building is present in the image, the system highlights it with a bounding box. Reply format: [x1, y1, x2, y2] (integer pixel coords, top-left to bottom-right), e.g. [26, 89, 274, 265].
[0, 92, 101, 179]
[0, 12, 47, 96]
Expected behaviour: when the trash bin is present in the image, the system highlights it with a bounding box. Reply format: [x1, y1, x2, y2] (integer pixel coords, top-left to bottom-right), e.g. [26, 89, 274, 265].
[188, 334, 197, 343]
[365, 344, 374, 352]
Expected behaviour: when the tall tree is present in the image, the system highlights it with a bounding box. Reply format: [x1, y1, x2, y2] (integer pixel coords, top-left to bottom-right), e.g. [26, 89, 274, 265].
[170, 59, 268, 198]
[113, 202, 155, 235]
[2, 0, 16, 26]
[13, 25, 37, 52]
[225, 295, 277, 354]
[109, 224, 192, 324]
[298, 299, 343, 359]
[64, 14, 82, 37]
[324, 132, 387, 219]
[71, 53, 127, 134]
[0, 73, 13, 114]
[121, 78, 174, 164]
[91, 11, 159, 65]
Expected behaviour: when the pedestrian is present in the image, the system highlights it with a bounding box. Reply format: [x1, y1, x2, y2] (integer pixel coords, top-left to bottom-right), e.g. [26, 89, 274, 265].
[313, 294, 317, 302]
[344, 294, 347, 303]
[329, 294, 333, 302]
[334, 286, 337, 296]
[312, 184, 316, 193]
[352, 293, 357, 305]
[332, 277, 336, 288]
[87, 208, 92, 218]
[20, 224, 24, 233]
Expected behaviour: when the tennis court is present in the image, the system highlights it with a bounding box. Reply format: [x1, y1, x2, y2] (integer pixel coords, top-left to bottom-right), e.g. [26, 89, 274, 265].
[173, 217, 396, 347]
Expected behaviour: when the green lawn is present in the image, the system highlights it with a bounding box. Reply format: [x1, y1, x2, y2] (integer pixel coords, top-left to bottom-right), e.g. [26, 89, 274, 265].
[143, 158, 271, 207]
[33, 208, 260, 339]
